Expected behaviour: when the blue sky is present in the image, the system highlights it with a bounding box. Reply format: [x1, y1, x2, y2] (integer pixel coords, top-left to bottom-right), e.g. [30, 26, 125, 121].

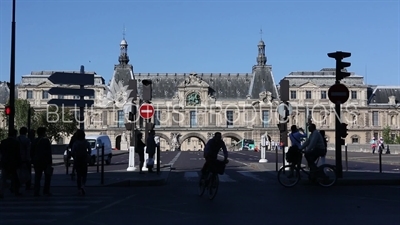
[0, 0, 399, 86]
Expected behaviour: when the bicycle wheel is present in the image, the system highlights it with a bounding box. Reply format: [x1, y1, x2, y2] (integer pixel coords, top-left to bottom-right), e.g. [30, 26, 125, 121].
[317, 164, 337, 187]
[277, 165, 300, 187]
[208, 174, 219, 200]
[198, 175, 206, 196]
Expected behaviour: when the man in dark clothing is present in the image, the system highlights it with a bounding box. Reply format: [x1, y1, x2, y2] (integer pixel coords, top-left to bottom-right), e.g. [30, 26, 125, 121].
[136, 132, 146, 174]
[146, 130, 156, 173]
[0, 129, 22, 198]
[31, 127, 53, 197]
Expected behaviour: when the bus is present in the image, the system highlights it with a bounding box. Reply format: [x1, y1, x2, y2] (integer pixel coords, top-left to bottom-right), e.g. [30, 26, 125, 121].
[234, 139, 255, 151]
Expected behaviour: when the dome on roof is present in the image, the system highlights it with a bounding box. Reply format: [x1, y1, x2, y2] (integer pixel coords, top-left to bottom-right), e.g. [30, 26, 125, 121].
[258, 40, 265, 45]
[120, 39, 128, 46]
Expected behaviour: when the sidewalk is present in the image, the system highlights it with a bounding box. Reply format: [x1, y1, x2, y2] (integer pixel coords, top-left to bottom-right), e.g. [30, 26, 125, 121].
[52, 150, 128, 166]
[249, 162, 400, 186]
[50, 166, 171, 187]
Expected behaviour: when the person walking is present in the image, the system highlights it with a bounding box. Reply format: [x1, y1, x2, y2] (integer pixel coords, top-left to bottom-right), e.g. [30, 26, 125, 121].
[67, 132, 78, 180]
[31, 127, 53, 197]
[146, 130, 156, 173]
[17, 127, 32, 190]
[136, 133, 146, 174]
[0, 129, 22, 198]
[71, 129, 90, 195]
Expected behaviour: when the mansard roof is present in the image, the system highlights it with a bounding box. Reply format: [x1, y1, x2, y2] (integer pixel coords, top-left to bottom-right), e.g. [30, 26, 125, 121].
[134, 65, 279, 100]
[368, 86, 400, 105]
[285, 68, 365, 86]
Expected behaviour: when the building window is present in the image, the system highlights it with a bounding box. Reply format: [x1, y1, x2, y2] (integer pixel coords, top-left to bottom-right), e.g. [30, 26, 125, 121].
[262, 110, 269, 128]
[290, 91, 297, 99]
[391, 133, 396, 141]
[351, 137, 359, 143]
[74, 95, 80, 99]
[58, 95, 64, 99]
[226, 111, 233, 127]
[89, 95, 95, 99]
[373, 132, 378, 140]
[321, 91, 327, 99]
[117, 110, 124, 128]
[154, 110, 161, 127]
[372, 111, 379, 126]
[306, 91, 311, 99]
[26, 90, 33, 99]
[42, 90, 48, 99]
[190, 111, 197, 128]
[351, 91, 357, 99]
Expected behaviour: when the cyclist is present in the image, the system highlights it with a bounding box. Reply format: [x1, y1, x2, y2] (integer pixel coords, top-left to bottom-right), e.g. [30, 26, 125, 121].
[299, 123, 326, 176]
[200, 132, 228, 180]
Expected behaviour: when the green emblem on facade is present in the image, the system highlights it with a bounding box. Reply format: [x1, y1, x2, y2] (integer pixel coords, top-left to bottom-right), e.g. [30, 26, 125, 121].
[186, 92, 201, 106]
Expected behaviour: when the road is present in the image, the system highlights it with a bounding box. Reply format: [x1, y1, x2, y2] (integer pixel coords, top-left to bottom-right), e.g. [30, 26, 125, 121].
[2, 151, 398, 225]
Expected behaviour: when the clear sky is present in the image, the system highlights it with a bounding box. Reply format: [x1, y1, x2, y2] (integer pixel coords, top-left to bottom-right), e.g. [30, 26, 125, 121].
[0, 0, 399, 86]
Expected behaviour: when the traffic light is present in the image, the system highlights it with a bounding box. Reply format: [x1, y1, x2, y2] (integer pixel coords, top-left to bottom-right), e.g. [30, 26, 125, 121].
[142, 79, 152, 102]
[327, 51, 351, 82]
[4, 105, 11, 116]
[340, 123, 348, 138]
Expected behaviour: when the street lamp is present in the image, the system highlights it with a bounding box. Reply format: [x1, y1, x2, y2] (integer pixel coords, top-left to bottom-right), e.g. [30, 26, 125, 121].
[8, 0, 16, 135]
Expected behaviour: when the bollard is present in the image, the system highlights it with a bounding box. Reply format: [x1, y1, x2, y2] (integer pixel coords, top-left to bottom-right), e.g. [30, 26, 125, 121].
[101, 144, 105, 185]
[66, 157, 69, 175]
[259, 135, 268, 163]
[379, 147, 382, 173]
[275, 145, 278, 172]
[97, 145, 100, 173]
[345, 144, 348, 172]
[157, 144, 161, 174]
[127, 146, 136, 171]
[386, 145, 391, 154]
[142, 147, 149, 171]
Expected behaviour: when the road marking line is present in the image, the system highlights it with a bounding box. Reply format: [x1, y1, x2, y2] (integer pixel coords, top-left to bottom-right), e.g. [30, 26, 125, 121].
[218, 154, 248, 166]
[219, 174, 236, 182]
[237, 171, 264, 182]
[168, 152, 182, 166]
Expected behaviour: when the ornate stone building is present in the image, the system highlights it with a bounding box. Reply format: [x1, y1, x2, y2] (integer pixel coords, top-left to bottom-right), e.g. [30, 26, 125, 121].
[2, 37, 400, 150]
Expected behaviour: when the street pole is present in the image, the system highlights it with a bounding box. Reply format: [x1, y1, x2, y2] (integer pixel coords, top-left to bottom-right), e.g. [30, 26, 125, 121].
[27, 105, 31, 131]
[334, 85, 343, 178]
[8, 0, 16, 135]
[79, 65, 85, 131]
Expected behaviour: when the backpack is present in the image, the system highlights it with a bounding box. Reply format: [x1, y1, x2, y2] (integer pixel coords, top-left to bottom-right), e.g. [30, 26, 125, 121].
[286, 145, 301, 163]
[72, 140, 89, 163]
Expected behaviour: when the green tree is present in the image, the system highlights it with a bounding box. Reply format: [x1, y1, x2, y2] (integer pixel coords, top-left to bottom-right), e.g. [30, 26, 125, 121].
[35, 106, 78, 142]
[395, 135, 400, 144]
[382, 126, 395, 144]
[0, 128, 8, 140]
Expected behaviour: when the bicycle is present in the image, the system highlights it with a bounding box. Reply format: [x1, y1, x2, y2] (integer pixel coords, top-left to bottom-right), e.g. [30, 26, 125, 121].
[198, 159, 229, 200]
[277, 154, 337, 187]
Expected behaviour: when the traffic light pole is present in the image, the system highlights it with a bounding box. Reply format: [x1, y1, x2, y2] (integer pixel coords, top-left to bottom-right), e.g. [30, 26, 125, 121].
[79, 65, 85, 131]
[334, 94, 343, 178]
[8, 0, 16, 135]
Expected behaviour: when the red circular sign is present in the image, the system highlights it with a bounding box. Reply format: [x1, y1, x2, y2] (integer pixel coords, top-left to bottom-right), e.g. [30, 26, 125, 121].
[139, 103, 155, 119]
[328, 83, 350, 104]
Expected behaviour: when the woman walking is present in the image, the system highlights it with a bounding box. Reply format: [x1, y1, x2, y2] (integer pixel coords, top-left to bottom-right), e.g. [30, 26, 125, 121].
[71, 129, 90, 195]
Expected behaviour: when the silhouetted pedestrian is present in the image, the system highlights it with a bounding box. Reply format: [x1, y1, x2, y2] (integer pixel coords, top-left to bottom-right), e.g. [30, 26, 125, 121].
[67, 132, 78, 179]
[17, 127, 32, 190]
[0, 129, 22, 198]
[146, 130, 156, 173]
[136, 133, 146, 174]
[71, 129, 90, 195]
[31, 127, 53, 197]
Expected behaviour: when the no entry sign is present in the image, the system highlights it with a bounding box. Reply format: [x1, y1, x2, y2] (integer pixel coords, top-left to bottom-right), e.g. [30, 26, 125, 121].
[139, 103, 155, 119]
[328, 83, 350, 104]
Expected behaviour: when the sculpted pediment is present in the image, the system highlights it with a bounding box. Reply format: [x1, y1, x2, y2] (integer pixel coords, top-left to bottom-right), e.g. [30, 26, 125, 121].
[37, 80, 54, 88]
[298, 81, 318, 88]
[178, 73, 209, 88]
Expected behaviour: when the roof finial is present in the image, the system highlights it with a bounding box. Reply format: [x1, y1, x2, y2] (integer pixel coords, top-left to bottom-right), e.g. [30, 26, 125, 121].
[123, 24, 126, 39]
[260, 27, 263, 40]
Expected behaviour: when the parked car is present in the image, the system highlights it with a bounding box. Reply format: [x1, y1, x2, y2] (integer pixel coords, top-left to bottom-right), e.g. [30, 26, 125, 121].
[63, 135, 113, 166]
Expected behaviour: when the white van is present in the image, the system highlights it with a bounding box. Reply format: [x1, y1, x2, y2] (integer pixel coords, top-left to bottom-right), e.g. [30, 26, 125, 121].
[86, 135, 113, 166]
[63, 135, 113, 166]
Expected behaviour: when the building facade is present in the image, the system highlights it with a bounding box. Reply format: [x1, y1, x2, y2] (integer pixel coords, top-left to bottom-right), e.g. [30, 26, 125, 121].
[2, 38, 399, 150]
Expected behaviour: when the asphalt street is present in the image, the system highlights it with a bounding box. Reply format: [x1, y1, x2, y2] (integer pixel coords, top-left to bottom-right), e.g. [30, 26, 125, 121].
[2, 151, 399, 225]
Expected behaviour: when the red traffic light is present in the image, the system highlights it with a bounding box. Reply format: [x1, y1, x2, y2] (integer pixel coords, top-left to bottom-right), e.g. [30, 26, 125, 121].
[5, 105, 11, 115]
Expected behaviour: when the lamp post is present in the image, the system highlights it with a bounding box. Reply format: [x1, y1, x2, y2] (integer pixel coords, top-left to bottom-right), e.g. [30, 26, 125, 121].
[8, 0, 16, 135]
